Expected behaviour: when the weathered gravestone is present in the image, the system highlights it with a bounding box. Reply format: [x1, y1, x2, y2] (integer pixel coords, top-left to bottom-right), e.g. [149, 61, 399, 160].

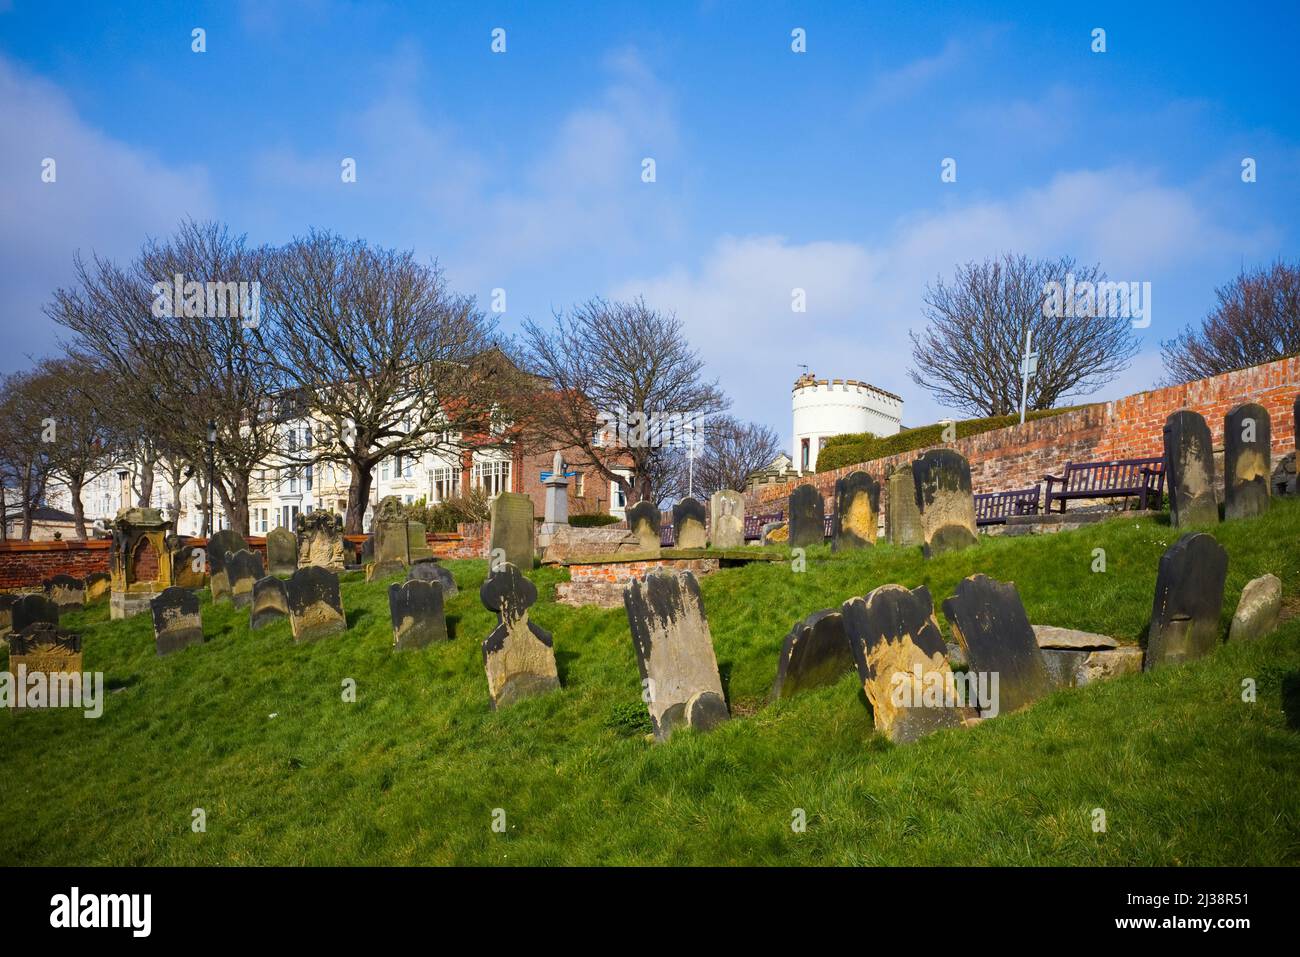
[489, 491, 535, 570]
[150, 586, 204, 655]
[1145, 532, 1228, 669]
[207, 528, 248, 604]
[297, 511, 347, 571]
[407, 522, 434, 563]
[912, 450, 978, 557]
[44, 574, 85, 609]
[770, 609, 855, 700]
[360, 534, 374, 566]
[6, 624, 83, 710]
[942, 574, 1052, 716]
[1228, 573, 1281, 643]
[249, 576, 290, 630]
[369, 496, 412, 580]
[832, 470, 880, 551]
[408, 560, 458, 598]
[709, 489, 745, 549]
[84, 571, 111, 603]
[626, 501, 662, 553]
[673, 496, 707, 549]
[886, 464, 923, 547]
[389, 579, 447, 650]
[0, 595, 15, 640]
[1163, 410, 1219, 526]
[480, 563, 559, 708]
[266, 526, 298, 576]
[623, 570, 729, 741]
[840, 584, 965, 742]
[226, 549, 264, 609]
[787, 485, 826, 549]
[286, 566, 347, 643]
[1224, 403, 1271, 520]
[13, 594, 59, 633]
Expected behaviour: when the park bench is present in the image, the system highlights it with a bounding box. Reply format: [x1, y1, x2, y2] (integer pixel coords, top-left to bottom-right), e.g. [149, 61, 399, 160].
[1042, 457, 1165, 513]
[974, 485, 1042, 526]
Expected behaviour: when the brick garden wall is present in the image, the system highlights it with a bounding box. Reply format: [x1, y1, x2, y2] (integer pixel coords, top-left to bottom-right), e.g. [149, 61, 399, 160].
[0, 537, 270, 593]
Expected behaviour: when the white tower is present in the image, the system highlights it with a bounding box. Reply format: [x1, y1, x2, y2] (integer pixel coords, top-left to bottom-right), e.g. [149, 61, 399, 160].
[792, 373, 903, 473]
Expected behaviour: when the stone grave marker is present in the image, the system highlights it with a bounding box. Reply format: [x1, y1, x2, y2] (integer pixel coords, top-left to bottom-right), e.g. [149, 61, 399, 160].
[84, 571, 111, 603]
[44, 574, 86, 609]
[673, 496, 707, 549]
[0, 595, 15, 640]
[912, 449, 978, 557]
[1229, 573, 1282, 642]
[389, 579, 448, 650]
[1224, 403, 1271, 520]
[540, 451, 570, 540]
[840, 584, 965, 742]
[406, 521, 434, 564]
[408, 560, 458, 598]
[1145, 532, 1228, 669]
[770, 608, 855, 700]
[226, 549, 264, 609]
[480, 563, 559, 708]
[250, 576, 290, 630]
[626, 501, 662, 553]
[489, 491, 535, 570]
[150, 586, 204, 655]
[832, 471, 880, 551]
[942, 574, 1052, 715]
[623, 570, 728, 741]
[1163, 410, 1219, 526]
[7, 623, 83, 710]
[369, 496, 412, 579]
[266, 526, 298, 576]
[886, 464, 923, 547]
[13, 593, 59, 633]
[207, 528, 248, 604]
[297, 511, 347, 571]
[286, 566, 347, 643]
[787, 484, 825, 549]
[709, 489, 745, 549]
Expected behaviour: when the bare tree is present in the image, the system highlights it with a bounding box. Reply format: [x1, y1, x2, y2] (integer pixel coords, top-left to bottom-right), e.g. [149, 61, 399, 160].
[0, 369, 54, 541]
[261, 230, 499, 533]
[515, 298, 729, 504]
[693, 415, 781, 496]
[1161, 259, 1300, 384]
[909, 254, 1140, 416]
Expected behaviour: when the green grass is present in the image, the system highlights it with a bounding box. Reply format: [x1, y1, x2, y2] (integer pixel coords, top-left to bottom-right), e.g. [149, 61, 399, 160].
[3, 500, 1300, 865]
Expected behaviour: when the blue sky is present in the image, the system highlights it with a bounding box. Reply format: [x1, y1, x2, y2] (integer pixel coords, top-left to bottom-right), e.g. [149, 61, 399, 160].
[3, 0, 1298, 451]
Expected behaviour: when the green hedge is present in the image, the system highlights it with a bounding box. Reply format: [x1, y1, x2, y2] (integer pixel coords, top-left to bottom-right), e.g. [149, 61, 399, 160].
[816, 406, 1088, 473]
[570, 513, 622, 527]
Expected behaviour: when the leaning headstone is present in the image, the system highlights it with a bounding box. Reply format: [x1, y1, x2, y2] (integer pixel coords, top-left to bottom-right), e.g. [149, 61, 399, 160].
[249, 575, 290, 630]
[44, 574, 86, 609]
[1145, 532, 1228, 670]
[787, 485, 825, 549]
[297, 511, 347, 571]
[709, 490, 745, 549]
[942, 574, 1052, 715]
[7, 623, 83, 709]
[407, 560, 458, 598]
[286, 567, 347, 643]
[207, 528, 249, 604]
[840, 584, 966, 742]
[1163, 410, 1219, 526]
[912, 450, 978, 557]
[150, 586, 204, 655]
[770, 609, 855, 700]
[225, 549, 264, 609]
[1224, 403, 1271, 521]
[480, 563, 559, 708]
[1228, 573, 1281, 643]
[84, 571, 111, 603]
[886, 464, 923, 547]
[13, 593, 59, 633]
[266, 527, 299, 576]
[673, 496, 707, 549]
[623, 570, 728, 741]
[626, 501, 662, 553]
[389, 579, 447, 650]
[488, 491, 535, 570]
[832, 471, 880, 551]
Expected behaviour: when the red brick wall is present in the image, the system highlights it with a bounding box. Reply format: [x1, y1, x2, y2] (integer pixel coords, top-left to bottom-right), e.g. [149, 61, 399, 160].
[515, 447, 617, 517]
[0, 537, 270, 593]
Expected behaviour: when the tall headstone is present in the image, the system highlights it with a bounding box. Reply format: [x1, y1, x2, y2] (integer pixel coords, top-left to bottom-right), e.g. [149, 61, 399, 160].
[787, 485, 825, 549]
[207, 528, 249, 604]
[13, 594, 59, 633]
[7, 624, 83, 710]
[1163, 410, 1218, 526]
[266, 526, 298, 576]
[832, 470, 880, 551]
[297, 511, 347, 571]
[286, 566, 347, 643]
[249, 575, 290, 630]
[489, 491, 535, 570]
[886, 464, 923, 547]
[1146, 532, 1228, 670]
[226, 549, 264, 609]
[840, 584, 965, 742]
[540, 451, 570, 536]
[941, 575, 1052, 715]
[770, 609, 855, 700]
[912, 450, 978, 557]
[673, 496, 707, 549]
[709, 490, 745, 549]
[626, 501, 661, 553]
[150, 586, 205, 655]
[406, 521, 434, 563]
[623, 570, 729, 741]
[1224, 403, 1271, 520]
[408, 560, 458, 598]
[44, 574, 86, 609]
[389, 579, 448, 650]
[480, 563, 559, 708]
[369, 496, 411, 579]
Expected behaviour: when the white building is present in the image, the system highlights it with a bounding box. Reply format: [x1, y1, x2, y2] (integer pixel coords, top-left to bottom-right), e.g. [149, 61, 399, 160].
[791, 372, 903, 473]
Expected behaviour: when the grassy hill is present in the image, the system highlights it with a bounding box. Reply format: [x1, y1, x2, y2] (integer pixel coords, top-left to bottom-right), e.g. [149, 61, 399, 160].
[3, 500, 1299, 866]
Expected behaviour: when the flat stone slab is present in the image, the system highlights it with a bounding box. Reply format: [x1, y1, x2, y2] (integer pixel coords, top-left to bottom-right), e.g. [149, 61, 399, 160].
[1042, 647, 1144, 688]
[1032, 625, 1119, 650]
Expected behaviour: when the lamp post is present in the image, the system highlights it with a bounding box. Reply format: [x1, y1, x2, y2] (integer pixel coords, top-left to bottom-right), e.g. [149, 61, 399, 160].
[206, 420, 217, 535]
[685, 419, 696, 498]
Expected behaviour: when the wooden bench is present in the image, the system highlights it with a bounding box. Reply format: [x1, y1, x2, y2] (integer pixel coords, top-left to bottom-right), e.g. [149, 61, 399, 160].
[1043, 457, 1165, 513]
[974, 485, 1042, 526]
